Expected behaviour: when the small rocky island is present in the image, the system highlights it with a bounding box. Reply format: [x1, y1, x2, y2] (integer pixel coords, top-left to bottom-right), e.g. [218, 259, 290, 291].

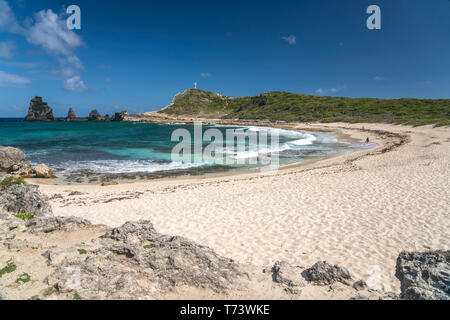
[24, 97, 128, 122]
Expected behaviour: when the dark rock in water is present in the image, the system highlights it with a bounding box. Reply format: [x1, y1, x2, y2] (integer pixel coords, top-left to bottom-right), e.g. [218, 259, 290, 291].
[304, 261, 352, 286]
[111, 110, 128, 122]
[66, 108, 76, 120]
[396, 251, 450, 300]
[0, 147, 25, 171]
[24, 96, 54, 121]
[88, 109, 102, 121]
[0, 184, 53, 217]
[45, 220, 246, 299]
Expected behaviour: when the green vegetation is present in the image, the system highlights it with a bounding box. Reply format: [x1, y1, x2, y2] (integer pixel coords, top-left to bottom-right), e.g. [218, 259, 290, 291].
[160, 89, 450, 126]
[15, 273, 31, 284]
[73, 293, 82, 300]
[0, 260, 17, 278]
[0, 176, 27, 191]
[12, 212, 36, 221]
[143, 244, 153, 249]
[78, 249, 87, 255]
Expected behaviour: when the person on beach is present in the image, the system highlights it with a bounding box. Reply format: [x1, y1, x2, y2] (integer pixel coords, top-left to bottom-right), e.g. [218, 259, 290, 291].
[366, 137, 370, 144]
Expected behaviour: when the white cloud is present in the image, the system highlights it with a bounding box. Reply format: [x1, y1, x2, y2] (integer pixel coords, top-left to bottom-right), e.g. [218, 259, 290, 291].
[0, 0, 23, 33]
[0, 2, 88, 92]
[281, 35, 296, 46]
[0, 41, 15, 58]
[374, 76, 384, 81]
[315, 85, 345, 95]
[315, 88, 325, 95]
[0, 70, 31, 87]
[64, 75, 87, 92]
[25, 9, 84, 56]
[200, 72, 211, 78]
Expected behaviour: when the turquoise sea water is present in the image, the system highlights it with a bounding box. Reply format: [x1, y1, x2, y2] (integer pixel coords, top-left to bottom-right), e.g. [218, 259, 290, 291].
[0, 119, 374, 175]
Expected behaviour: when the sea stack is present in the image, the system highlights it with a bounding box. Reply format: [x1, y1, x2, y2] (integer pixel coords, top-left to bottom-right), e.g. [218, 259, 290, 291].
[111, 110, 128, 122]
[24, 97, 55, 121]
[88, 109, 102, 121]
[66, 108, 76, 121]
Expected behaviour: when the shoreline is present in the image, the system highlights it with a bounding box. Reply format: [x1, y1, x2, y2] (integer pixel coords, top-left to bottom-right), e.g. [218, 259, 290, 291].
[30, 121, 382, 186]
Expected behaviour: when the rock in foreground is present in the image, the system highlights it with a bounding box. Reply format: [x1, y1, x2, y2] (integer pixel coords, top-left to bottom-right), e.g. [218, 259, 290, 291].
[0, 184, 53, 217]
[304, 261, 352, 286]
[0, 147, 25, 172]
[45, 220, 246, 299]
[396, 251, 450, 300]
[24, 96, 54, 121]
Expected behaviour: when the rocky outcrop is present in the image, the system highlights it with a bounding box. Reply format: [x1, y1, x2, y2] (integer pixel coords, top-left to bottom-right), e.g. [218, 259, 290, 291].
[0, 184, 53, 217]
[24, 97, 54, 121]
[44, 220, 246, 299]
[270, 261, 305, 294]
[304, 261, 352, 286]
[33, 164, 56, 179]
[396, 251, 450, 300]
[0, 147, 25, 172]
[27, 216, 93, 233]
[88, 109, 102, 121]
[111, 111, 128, 122]
[66, 108, 76, 121]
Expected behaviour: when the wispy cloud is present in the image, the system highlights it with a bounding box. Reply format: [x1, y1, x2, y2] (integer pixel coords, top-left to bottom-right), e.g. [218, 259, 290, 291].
[0, 0, 23, 33]
[200, 72, 211, 78]
[374, 76, 384, 81]
[0, 60, 41, 68]
[315, 85, 345, 95]
[281, 35, 296, 46]
[0, 0, 88, 92]
[0, 41, 15, 58]
[63, 75, 87, 92]
[0, 70, 31, 87]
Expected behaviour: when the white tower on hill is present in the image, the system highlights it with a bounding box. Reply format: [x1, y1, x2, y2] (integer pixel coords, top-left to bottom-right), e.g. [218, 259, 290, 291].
[194, 82, 197, 89]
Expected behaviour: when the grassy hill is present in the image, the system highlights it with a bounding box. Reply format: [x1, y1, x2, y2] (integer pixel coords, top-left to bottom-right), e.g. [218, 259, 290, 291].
[160, 89, 450, 126]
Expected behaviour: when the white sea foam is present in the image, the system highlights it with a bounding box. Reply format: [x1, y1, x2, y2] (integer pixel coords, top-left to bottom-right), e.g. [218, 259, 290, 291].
[57, 160, 207, 174]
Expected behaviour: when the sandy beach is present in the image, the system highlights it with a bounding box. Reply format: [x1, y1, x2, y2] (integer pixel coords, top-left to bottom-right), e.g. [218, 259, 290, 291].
[32, 122, 449, 294]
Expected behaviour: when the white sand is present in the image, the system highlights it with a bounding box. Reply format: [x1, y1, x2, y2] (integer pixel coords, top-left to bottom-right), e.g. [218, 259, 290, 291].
[38, 123, 450, 293]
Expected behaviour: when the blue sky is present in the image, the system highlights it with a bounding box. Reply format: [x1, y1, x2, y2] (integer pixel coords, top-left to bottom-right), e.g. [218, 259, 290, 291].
[0, 0, 449, 117]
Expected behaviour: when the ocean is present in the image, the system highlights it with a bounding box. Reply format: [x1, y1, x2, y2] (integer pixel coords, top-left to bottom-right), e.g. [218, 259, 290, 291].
[0, 119, 373, 179]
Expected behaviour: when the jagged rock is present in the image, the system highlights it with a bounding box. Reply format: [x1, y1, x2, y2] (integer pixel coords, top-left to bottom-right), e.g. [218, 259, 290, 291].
[111, 111, 128, 122]
[304, 261, 352, 286]
[33, 164, 56, 179]
[88, 109, 102, 121]
[353, 280, 368, 291]
[24, 96, 54, 121]
[26, 216, 93, 233]
[45, 220, 246, 299]
[7, 160, 33, 176]
[395, 251, 450, 300]
[66, 108, 76, 120]
[0, 184, 53, 217]
[0, 147, 25, 171]
[270, 261, 305, 294]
